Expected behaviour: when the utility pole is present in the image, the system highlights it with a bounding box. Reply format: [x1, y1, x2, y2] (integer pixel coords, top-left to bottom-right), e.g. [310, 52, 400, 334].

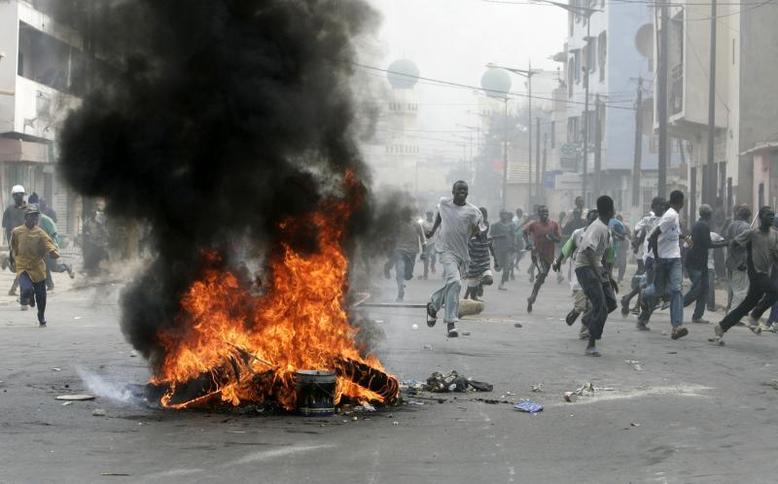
[582, 17, 592, 203]
[705, 0, 718, 204]
[657, 0, 669, 198]
[535, 117, 541, 201]
[502, 97, 509, 210]
[542, 133, 548, 202]
[632, 77, 644, 207]
[593, 94, 602, 197]
[527, 60, 534, 208]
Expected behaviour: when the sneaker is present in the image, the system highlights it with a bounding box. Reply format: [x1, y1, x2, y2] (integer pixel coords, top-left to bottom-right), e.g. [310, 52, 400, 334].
[585, 344, 601, 357]
[565, 310, 580, 326]
[692, 318, 710, 324]
[39, 321, 47, 328]
[747, 317, 762, 335]
[671, 326, 689, 340]
[757, 321, 772, 333]
[709, 323, 725, 345]
[636, 320, 650, 331]
[498, 284, 507, 291]
[446, 322, 459, 338]
[527, 297, 534, 313]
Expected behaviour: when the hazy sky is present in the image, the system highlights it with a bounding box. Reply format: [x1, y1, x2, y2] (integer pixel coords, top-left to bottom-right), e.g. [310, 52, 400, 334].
[364, 0, 567, 153]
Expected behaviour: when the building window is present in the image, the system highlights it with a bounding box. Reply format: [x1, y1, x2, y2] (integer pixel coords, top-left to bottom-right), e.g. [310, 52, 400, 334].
[18, 22, 85, 95]
[567, 116, 580, 143]
[573, 50, 581, 84]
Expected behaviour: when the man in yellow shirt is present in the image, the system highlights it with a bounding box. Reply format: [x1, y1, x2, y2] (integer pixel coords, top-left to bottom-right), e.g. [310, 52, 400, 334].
[10, 205, 60, 327]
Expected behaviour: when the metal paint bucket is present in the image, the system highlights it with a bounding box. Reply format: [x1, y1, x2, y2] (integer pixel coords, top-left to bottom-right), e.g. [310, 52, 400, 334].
[295, 369, 337, 416]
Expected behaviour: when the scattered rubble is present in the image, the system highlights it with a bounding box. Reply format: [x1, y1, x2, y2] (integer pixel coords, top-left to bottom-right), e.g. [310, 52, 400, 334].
[425, 371, 493, 393]
[531, 384, 544, 393]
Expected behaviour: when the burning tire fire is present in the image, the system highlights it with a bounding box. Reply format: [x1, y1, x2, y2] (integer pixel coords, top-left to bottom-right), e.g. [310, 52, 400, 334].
[148, 192, 399, 412]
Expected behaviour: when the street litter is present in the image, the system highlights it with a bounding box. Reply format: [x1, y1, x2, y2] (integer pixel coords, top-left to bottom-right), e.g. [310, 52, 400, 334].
[514, 400, 543, 414]
[411, 324, 419, 330]
[625, 360, 643, 371]
[56, 394, 95, 401]
[531, 384, 544, 393]
[61, 402, 73, 407]
[425, 371, 494, 393]
[562, 382, 613, 402]
[461, 331, 471, 336]
[513, 323, 523, 328]
[92, 409, 107, 417]
[51, 368, 62, 372]
[423, 344, 433, 350]
[73, 316, 82, 320]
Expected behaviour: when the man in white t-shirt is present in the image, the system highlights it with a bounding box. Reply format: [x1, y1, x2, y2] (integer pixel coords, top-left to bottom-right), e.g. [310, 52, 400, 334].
[425, 181, 484, 338]
[640, 190, 688, 340]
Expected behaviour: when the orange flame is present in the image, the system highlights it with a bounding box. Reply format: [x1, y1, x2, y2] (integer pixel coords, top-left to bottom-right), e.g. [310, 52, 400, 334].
[151, 180, 393, 410]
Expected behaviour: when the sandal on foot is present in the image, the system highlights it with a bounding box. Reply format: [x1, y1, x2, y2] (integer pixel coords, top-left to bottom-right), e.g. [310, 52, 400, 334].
[426, 302, 437, 328]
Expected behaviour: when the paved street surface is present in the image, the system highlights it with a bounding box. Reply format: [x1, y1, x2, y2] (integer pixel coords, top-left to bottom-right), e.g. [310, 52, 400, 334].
[3, 263, 778, 484]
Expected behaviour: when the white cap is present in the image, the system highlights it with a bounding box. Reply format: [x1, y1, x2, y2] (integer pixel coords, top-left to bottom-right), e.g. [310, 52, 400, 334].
[11, 185, 25, 195]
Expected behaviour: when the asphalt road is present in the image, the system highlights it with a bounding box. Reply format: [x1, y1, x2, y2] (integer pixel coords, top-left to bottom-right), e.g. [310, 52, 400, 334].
[2, 263, 778, 484]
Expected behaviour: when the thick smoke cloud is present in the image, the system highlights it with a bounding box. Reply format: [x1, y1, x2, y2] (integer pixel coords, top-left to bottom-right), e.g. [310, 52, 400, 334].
[58, 0, 378, 365]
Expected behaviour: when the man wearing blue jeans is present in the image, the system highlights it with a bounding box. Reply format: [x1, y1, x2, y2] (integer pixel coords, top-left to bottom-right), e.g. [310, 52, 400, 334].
[426, 181, 483, 338]
[683, 204, 728, 323]
[640, 190, 689, 339]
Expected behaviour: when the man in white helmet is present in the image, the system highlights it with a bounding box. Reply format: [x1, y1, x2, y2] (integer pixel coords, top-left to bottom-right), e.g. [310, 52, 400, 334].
[2, 185, 27, 297]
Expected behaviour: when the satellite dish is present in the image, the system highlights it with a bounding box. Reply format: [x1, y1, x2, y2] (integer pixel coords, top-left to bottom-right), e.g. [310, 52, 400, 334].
[480, 68, 512, 98]
[635, 24, 654, 59]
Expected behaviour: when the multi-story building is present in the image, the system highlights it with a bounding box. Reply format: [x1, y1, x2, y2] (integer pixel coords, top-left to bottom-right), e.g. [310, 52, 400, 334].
[557, 0, 682, 220]
[659, 0, 778, 215]
[0, 0, 82, 241]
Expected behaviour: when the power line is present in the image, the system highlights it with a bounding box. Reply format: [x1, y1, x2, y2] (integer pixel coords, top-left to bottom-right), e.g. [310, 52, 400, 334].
[352, 62, 636, 111]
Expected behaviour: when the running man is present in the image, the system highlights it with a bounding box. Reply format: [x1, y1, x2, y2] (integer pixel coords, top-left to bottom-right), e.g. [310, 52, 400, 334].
[682, 204, 728, 324]
[523, 205, 561, 313]
[574, 196, 617, 356]
[425, 181, 484, 338]
[711, 206, 778, 344]
[553, 208, 599, 339]
[621, 197, 666, 317]
[641, 190, 688, 339]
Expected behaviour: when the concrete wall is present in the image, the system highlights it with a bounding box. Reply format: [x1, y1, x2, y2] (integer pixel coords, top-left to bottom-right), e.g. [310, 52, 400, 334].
[737, 6, 778, 206]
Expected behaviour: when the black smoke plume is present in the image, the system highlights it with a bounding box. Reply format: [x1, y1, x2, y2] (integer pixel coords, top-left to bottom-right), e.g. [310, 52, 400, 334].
[58, 0, 378, 365]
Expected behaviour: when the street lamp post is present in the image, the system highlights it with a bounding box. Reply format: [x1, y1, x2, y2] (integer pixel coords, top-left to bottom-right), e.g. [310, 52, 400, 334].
[487, 62, 541, 210]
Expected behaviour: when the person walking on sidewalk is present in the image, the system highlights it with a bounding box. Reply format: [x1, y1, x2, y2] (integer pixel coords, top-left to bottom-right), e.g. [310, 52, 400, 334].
[683, 204, 728, 324]
[640, 190, 689, 339]
[724, 205, 752, 312]
[523, 205, 561, 312]
[711, 206, 778, 344]
[425, 181, 484, 338]
[9, 205, 60, 327]
[574, 196, 617, 356]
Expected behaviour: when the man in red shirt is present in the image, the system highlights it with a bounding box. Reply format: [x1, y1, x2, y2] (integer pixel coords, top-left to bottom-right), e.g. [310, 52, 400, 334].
[523, 205, 561, 312]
